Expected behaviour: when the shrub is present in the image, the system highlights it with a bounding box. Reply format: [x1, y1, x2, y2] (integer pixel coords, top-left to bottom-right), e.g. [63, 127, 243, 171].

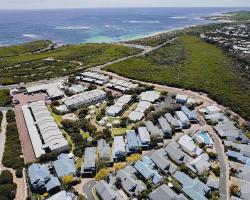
[2, 111, 24, 170]
[126, 154, 142, 164]
[15, 168, 23, 178]
[212, 166, 220, 177]
[0, 170, 13, 184]
[0, 170, 16, 200]
[95, 168, 109, 181]
[0, 89, 12, 107]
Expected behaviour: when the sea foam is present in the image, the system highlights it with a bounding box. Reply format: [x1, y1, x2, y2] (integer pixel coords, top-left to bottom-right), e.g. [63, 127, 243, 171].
[55, 26, 92, 30]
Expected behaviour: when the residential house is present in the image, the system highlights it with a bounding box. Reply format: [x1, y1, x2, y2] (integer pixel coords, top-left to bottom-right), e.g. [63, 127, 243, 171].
[97, 139, 113, 165]
[173, 171, 211, 200]
[175, 111, 190, 129]
[158, 117, 172, 138]
[145, 121, 164, 140]
[28, 163, 60, 194]
[112, 136, 126, 162]
[150, 149, 178, 175]
[116, 167, 146, 196]
[137, 127, 151, 149]
[134, 160, 163, 185]
[181, 106, 198, 123]
[164, 113, 182, 131]
[81, 147, 97, 177]
[53, 154, 76, 178]
[126, 130, 139, 153]
[178, 135, 202, 157]
[187, 153, 211, 175]
[149, 184, 187, 200]
[95, 180, 124, 200]
[176, 94, 188, 104]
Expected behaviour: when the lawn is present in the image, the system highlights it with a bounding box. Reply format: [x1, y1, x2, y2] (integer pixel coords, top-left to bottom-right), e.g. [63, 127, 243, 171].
[0, 42, 141, 85]
[0, 89, 12, 107]
[105, 35, 250, 121]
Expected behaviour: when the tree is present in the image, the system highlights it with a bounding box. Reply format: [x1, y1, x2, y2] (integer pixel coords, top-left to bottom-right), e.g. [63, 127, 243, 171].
[95, 168, 109, 181]
[150, 135, 158, 148]
[115, 177, 122, 189]
[180, 164, 189, 174]
[212, 166, 220, 177]
[230, 185, 240, 197]
[207, 152, 218, 160]
[88, 84, 97, 91]
[0, 170, 13, 185]
[120, 117, 128, 128]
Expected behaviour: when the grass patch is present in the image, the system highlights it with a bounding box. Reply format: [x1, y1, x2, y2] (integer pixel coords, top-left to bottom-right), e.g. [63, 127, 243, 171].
[0, 89, 12, 107]
[105, 35, 250, 121]
[0, 42, 141, 85]
[230, 11, 250, 22]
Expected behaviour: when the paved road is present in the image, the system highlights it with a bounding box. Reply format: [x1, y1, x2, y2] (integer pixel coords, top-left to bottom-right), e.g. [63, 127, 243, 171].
[82, 180, 97, 200]
[90, 38, 177, 71]
[0, 110, 7, 167]
[208, 127, 229, 200]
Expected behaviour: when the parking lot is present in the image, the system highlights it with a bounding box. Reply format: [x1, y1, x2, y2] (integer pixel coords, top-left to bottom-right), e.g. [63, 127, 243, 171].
[14, 92, 47, 163]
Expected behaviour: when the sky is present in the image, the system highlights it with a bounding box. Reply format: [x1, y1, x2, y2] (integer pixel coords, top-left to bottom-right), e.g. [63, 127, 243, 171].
[0, 0, 250, 9]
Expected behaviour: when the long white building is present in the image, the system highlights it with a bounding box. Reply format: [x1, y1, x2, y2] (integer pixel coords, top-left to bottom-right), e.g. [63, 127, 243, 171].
[63, 89, 106, 109]
[22, 101, 69, 158]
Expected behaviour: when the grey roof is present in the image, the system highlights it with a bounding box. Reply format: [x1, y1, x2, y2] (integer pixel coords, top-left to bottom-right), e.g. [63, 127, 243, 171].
[140, 91, 160, 102]
[165, 142, 186, 164]
[158, 117, 172, 134]
[149, 184, 187, 200]
[173, 171, 210, 200]
[187, 153, 211, 175]
[227, 150, 250, 165]
[28, 163, 50, 186]
[95, 180, 124, 200]
[112, 136, 126, 158]
[178, 135, 203, 156]
[53, 154, 76, 178]
[47, 191, 73, 200]
[175, 111, 190, 127]
[82, 147, 96, 171]
[97, 139, 112, 161]
[145, 121, 164, 138]
[126, 130, 139, 150]
[138, 127, 151, 144]
[238, 165, 250, 182]
[116, 168, 146, 196]
[64, 89, 106, 108]
[46, 176, 60, 192]
[26, 81, 64, 99]
[181, 106, 198, 121]
[214, 120, 241, 137]
[134, 160, 163, 185]
[28, 101, 68, 152]
[164, 113, 181, 129]
[150, 150, 170, 172]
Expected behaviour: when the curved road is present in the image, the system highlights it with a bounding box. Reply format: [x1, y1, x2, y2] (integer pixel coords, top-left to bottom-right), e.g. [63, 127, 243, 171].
[82, 180, 96, 200]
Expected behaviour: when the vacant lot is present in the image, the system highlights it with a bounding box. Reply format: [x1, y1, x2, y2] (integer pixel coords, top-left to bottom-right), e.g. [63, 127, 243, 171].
[0, 42, 141, 85]
[105, 35, 250, 121]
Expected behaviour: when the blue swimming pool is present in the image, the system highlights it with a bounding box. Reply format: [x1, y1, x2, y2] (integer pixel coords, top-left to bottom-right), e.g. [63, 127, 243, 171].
[195, 130, 212, 145]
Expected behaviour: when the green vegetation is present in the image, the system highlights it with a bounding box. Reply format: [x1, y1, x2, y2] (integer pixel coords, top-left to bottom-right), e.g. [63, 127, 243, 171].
[0, 89, 12, 107]
[105, 35, 250, 121]
[0, 40, 52, 58]
[0, 170, 17, 200]
[2, 110, 24, 173]
[0, 42, 141, 85]
[230, 11, 250, 22]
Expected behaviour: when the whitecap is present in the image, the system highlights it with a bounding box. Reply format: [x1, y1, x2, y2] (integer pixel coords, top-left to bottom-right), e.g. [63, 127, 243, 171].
[55, 26, 92, 30]
[170, 16, 187, 19]
[22, 34, 40, 39]
[122, 20, 160, 24]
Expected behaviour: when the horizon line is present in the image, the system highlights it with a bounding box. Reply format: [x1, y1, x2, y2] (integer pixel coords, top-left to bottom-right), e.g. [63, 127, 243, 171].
[0, 6, 250, 11]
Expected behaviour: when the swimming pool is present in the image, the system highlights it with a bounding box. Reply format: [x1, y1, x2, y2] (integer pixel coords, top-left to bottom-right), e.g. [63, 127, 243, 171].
[194, 130, 213, 146]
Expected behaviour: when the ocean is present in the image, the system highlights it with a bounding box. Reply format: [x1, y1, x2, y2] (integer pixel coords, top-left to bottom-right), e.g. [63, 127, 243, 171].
[0, 7, 249, 46]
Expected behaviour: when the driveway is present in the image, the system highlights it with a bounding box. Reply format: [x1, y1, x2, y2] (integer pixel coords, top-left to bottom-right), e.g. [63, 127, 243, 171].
[82, 179, 97, 200]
